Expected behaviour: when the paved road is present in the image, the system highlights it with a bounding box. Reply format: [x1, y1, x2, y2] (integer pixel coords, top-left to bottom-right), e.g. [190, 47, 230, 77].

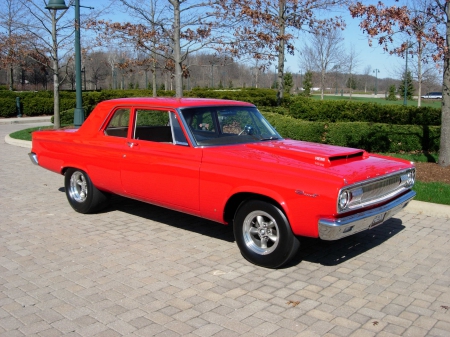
[1, 123, 450, 337]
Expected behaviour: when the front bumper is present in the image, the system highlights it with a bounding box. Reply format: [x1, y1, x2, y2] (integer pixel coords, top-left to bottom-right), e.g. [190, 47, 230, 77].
[318, 190, 416, 240]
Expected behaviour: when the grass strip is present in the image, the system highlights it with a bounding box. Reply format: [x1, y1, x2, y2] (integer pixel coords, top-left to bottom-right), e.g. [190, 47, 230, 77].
[9, 126, 55, 141]
[413, 181, 450, 205]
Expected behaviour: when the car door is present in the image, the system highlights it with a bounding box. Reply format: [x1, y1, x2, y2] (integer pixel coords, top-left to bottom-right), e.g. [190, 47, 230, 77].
[120, 108, 202, 211]
[87, 107, 132, 194]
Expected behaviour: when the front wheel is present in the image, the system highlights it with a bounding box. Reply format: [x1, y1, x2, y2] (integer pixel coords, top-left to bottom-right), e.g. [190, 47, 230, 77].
[234, 200, 300, 268]
[65, 168, 109, 214]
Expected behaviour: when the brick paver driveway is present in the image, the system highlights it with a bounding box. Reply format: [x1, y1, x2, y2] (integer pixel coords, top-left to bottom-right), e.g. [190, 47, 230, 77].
[1, 123, 450, 336]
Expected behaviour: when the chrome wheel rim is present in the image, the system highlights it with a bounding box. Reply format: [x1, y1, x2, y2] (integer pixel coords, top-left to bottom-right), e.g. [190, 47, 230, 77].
[69, 171, 88, 203]
[242, 210, 279, 255]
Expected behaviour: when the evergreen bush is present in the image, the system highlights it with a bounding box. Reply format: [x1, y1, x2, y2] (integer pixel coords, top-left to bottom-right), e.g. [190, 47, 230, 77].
[261, 112, 440, 153]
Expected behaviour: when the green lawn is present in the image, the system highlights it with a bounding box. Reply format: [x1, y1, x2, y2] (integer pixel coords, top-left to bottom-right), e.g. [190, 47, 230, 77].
[312, 94, 441, 109]
[413, 181, 450, 205]
[9, 126, 54, 141]
[380, 152, 439, 163]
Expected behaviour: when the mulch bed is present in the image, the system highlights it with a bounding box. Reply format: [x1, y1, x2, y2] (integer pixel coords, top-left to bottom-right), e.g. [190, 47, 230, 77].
[415, 162, 450, 184]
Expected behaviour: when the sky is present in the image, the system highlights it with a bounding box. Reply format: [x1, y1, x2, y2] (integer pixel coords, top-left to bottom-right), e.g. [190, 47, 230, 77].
[89, 0, 412, 80]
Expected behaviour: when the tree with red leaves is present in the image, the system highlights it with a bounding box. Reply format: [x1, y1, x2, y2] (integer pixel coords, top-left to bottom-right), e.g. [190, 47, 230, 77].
[350, 0, 449, 167]
[218, 0, 346, 105]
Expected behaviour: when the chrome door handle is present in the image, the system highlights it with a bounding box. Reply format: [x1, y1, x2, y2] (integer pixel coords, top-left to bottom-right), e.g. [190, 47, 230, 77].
[127, 142, 138, 148]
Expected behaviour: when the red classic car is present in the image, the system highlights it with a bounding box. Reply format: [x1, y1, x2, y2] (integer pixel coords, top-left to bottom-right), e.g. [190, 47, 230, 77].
[29, 98, 416, 268]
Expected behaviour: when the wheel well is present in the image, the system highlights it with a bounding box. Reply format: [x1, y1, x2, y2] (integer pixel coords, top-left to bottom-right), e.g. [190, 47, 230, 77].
[223, 193, 285, 224]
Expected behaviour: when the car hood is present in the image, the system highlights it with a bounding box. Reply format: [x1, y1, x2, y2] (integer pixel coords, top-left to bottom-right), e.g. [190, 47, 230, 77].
[203, 139, 413, 186]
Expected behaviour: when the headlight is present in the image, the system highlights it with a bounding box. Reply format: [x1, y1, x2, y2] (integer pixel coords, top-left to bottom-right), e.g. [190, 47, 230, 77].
[400, 169, 416, 187]
[338, 190, 349, 211]
[407, 169, 415, 187]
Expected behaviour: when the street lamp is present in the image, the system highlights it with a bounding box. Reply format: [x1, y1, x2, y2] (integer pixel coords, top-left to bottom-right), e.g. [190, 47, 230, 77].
[46, 0, 93, 128]
[373, 69, 380, 96]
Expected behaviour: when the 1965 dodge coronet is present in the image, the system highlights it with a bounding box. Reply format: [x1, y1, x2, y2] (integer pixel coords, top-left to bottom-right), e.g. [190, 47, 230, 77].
[29, 98, 416, 268]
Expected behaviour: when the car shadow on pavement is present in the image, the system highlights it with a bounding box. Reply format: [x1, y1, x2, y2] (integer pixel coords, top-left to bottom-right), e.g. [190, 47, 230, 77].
[285, 218, 405, 268]
[59, 188, 406, 268]
[103, 194, 236, 243]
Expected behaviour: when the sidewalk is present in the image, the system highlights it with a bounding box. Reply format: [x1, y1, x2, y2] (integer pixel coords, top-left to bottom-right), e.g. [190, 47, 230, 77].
[3, 116, 53, 148]
[0, 116, 52, 125]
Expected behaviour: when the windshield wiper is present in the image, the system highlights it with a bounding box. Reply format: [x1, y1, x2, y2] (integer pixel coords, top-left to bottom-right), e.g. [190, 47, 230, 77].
[260, 136, 279, 141]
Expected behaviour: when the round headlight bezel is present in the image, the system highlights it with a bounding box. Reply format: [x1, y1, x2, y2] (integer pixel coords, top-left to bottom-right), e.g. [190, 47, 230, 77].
[338, 190, 350, 211]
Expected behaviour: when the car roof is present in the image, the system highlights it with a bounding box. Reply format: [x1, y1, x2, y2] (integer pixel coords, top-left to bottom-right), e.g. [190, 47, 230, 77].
[98, 97, 256, 109]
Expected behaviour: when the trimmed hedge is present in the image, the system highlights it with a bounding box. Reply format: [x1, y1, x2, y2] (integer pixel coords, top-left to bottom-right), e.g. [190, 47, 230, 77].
[262, 112, 440, 153]
[0, 89, 442, 127]
[287, 96, 441, 126]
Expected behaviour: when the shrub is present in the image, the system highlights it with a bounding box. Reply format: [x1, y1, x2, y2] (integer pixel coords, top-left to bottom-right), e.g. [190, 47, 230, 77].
[261, 112, 440, 153]
[288, 96, 441, 126]
[0, 98, 18, 117]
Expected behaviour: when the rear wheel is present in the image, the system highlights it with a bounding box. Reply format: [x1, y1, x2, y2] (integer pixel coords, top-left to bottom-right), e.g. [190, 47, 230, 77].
[65, 168, 109, 214]
[234, 200, 299, 268]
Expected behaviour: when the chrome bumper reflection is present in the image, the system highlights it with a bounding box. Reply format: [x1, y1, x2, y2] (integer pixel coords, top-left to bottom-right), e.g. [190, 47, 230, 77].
[28, 152, 39, 165]
[319, 190, 416, 241]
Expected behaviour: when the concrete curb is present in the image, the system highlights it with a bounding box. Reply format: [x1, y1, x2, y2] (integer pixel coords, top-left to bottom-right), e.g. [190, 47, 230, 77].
[405, 200, 450, 218]
[0, 116, 52, 125]
[4, 134, 32, 149]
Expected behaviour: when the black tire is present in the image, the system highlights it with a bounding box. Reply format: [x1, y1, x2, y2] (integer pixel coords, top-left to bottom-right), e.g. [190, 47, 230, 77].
[234, 200, 300, 268]
[64, 168, 109, 214]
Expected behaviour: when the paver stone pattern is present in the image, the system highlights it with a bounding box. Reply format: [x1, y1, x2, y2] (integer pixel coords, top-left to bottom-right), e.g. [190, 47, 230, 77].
[1, 123, 450, 336]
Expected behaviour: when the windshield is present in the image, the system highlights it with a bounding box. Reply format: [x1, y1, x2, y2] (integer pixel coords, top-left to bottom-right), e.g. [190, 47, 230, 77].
[180, 106, 282, 146]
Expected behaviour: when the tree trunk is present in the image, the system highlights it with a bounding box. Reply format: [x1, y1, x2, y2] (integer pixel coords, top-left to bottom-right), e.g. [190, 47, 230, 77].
[417, 42, 423, 107]
[320, 69, 325, 100]
[439, 6, 450, 167]
[276, 0, 286, 106]
[8, 66, 13, 91]
[51, 11, 60, 129]
[172, 0, 183, 97]
[152, 60, 157, 97]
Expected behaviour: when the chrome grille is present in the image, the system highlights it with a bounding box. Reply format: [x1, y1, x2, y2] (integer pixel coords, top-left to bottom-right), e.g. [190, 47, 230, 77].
[361, 175, 403, 204]
[338, 168, 415, 213]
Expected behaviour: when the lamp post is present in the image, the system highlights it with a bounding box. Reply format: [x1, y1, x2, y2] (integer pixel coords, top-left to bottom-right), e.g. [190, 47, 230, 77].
[373, 69, 380, 96]
[46, 0, 92, 128]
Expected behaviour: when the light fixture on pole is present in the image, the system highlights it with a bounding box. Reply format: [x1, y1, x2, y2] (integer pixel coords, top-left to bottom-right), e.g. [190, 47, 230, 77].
[45, 0, 68, 10]
[373, 69, 380, 96]
[46, 0, 93, 128]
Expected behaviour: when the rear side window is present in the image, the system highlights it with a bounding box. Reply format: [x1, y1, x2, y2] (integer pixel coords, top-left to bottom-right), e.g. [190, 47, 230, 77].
[105, 109, 130, 137]
[133, 110, 173, 143]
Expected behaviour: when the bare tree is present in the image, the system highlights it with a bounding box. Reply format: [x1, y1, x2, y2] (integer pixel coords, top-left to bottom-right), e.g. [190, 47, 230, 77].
[20, 0, 75, 128]
[362, 65, 372, 93]
[0, 0, 32, 91]
[299, 29, 345, 99]
[89, 0, 224, 97]
[345, 44, 360, 99]
[84, 51, 108, 90]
